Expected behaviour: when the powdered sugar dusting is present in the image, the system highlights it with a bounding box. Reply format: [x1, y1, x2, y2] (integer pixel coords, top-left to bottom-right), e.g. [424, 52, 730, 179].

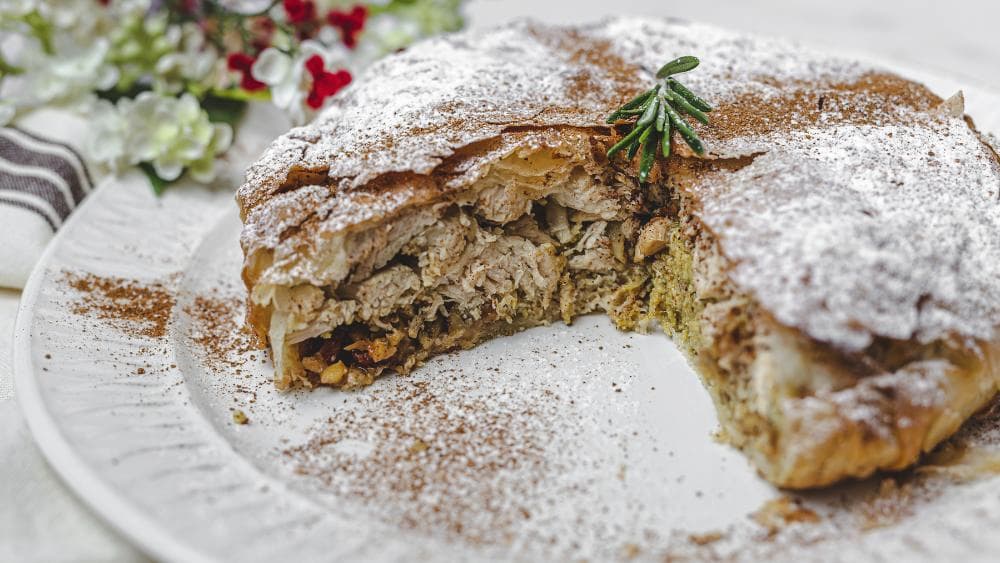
[593, 18, 866, 101]
[697, 116, 1000, 349]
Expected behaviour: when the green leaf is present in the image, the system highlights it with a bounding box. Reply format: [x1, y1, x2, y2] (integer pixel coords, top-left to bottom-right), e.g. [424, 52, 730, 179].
[605, 55, 710, 163]
[661, 117, 672, 158]
[620, 88, 656, 110]
[655, 91, 667, 132]
[139, 162, 171, 196]
[607, 93, 648, 123]
[202, 95, 248, 128]
[668, 79, 713, 112]
[607, 122, 649, 158]
[618, 107, 647, 116]
[656, 56, 699, 79]
[626, 140, 641, 160]
[639, 129, 658, 183]
[636, 91, 660, 129]
[627, 129, 645, 160]
[666, 89, 710, 125]
[606, 87, 656, 123]
[663, 101, 705, 155]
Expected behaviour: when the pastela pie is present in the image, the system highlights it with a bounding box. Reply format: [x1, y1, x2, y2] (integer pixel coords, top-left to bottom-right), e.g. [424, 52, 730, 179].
[237, 18, 1000, 488]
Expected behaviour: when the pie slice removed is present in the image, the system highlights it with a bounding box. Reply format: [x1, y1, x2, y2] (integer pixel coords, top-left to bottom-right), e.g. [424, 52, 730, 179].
[237, 18, 1000, 488]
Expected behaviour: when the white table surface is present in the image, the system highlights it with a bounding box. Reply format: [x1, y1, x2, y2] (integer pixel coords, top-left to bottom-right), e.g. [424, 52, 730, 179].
[3, 0, 998, 560]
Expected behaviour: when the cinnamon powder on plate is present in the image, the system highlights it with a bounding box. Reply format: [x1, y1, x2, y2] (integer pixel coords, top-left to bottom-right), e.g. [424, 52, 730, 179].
[64, 271, 174, 338]
[183, 290, 256, 372]
[283, 376, 556, 547]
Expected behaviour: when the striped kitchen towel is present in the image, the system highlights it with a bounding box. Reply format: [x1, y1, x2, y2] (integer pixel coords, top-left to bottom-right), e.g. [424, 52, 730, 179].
[0, 109, 97, 289]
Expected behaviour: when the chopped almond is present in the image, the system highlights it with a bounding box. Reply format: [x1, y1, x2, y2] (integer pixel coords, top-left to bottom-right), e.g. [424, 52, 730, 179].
[320, 361, 347, 385]
[634, 217, 672, 260]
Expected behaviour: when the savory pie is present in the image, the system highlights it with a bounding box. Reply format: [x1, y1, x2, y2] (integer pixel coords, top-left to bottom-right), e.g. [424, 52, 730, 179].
[237, 18, 1000, 488]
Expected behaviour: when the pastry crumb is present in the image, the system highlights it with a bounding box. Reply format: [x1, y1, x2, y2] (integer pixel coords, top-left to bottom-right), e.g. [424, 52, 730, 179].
[232, 410, 249, 425]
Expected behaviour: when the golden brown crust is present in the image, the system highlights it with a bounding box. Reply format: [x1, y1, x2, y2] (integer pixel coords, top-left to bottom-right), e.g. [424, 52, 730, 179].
[766, 337, 1000, 488]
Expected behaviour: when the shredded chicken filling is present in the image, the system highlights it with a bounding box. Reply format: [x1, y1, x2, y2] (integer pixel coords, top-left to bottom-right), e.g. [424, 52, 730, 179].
[258, 140, 716, 390]
[285, 199, 658, 388]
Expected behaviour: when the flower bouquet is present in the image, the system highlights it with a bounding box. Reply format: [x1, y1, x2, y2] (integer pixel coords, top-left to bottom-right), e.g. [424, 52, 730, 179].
[0, 0, 465, 191]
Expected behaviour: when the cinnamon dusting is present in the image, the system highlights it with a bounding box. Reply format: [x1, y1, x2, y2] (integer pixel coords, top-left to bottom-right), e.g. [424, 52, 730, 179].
[283, 378, 555, 546]
[184, 291, 256, 372]
[64, 272, 174, 338]
[706, 72, 940, 142]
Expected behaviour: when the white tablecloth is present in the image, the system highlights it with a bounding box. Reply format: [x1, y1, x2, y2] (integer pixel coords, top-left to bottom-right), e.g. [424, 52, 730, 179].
[3, 0, 999, 560]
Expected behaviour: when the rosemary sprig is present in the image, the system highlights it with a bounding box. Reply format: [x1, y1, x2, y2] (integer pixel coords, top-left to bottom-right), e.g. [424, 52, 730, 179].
[606, 55, 712, 183]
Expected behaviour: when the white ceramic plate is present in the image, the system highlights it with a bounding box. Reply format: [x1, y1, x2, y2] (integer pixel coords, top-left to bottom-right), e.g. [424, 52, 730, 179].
[14, 64, 1000, 562]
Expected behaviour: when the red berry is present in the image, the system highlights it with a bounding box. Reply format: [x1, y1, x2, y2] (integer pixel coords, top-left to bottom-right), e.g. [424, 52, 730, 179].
[326, 4, 367, 49]
[226, 53, 267, 91]
[227, 53, 253, 71]
[240, 74, 267, 92]
[304, 54, 325, 77]
[283, 0, 316, 24]
[302, 56, 352, 110]
[306, 90, 324, 109]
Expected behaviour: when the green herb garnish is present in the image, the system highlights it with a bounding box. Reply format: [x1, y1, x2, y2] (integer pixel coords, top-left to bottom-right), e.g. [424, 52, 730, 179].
[606, 56, 712, 183]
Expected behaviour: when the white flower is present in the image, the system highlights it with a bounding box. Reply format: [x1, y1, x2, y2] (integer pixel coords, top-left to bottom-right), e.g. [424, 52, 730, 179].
[86, 99, 131, 172]
[5, 36, 119, 109]
[405, 0, 465, 35]
[129, 92, 232, 181]
[153, 23, 221, 94]
[107, 11, 181, 90]
[20, 0, 145, 41]
[252, 40, 348, 124]
[87, 92, 232, 183]
[365, 0, 463, 43]
[36, 0, 104, 32]
[216, 0, 274, 14]
[0, 0, 36, 17]
[356, 13, 422, 62]
[187, 122, 233, 183]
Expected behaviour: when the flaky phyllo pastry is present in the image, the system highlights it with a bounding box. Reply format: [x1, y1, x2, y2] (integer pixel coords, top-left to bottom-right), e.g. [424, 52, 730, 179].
[237, 18, 1000, 488]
